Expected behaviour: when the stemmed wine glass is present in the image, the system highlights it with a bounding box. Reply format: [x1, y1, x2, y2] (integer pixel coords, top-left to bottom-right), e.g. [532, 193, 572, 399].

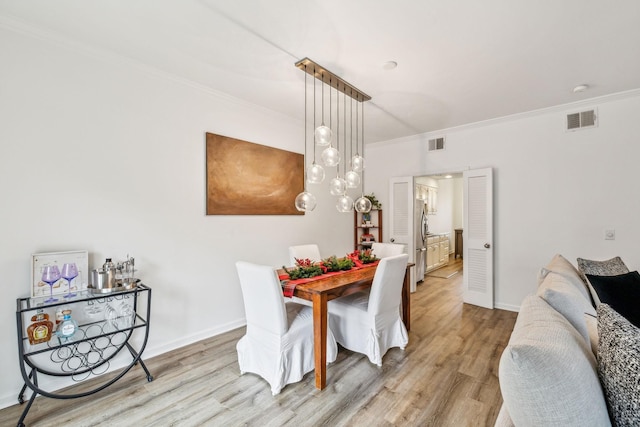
[41, 265, 61, 303]
[61, 263, 78, 299]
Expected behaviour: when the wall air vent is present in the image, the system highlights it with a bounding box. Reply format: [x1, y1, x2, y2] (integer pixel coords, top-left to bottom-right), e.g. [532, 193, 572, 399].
[566, 108, 597, 131]
[428, 137, 446, 151]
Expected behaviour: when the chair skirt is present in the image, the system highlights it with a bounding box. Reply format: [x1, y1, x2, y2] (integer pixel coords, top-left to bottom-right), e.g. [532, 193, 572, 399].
[328, 292, 408, 366]
[237, 303, 337, 394]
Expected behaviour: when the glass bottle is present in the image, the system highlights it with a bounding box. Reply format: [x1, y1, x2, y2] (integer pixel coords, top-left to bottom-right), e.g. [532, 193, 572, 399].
[103, 258, 116, 288]
[103, 258, 115, 271]
[57, 309, 78, 343]
[55, 306, 67, 332]
[27, 310, 53, 345]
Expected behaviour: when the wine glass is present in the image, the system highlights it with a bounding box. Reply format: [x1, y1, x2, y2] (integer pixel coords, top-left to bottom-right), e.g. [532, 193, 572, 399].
[41, 265, 61, 303]
[61, 263, 78, 298]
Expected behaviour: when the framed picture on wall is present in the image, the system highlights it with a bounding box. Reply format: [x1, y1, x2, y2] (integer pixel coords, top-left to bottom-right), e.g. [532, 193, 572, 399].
[205, 132, 304, 215]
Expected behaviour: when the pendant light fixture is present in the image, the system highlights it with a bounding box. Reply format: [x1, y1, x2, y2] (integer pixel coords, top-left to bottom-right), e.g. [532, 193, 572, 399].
[336, 88, 353, 212]
[351, 99, 365, 173]
[329, 86, 347, 196]
[344, 94, 361, 189]
[307, 69, 325, 184]
[354, 100, 372, 213]
[321, 77, 340, 167]
[295, 58, 371, 212]
[314, 74, 332, 147]
[295, 65, 317, 212]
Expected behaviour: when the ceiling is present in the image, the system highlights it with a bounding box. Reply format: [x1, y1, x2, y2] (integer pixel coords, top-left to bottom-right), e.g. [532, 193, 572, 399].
[2, 0, 640, 143]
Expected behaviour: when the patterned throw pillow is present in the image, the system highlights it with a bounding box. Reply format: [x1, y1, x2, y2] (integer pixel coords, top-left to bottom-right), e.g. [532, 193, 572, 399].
[597, 304, 640, 426]
[577, 257, 629, 276]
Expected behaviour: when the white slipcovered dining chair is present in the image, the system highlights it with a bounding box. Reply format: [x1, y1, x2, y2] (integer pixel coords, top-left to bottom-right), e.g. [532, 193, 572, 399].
[328, 253, 409, 366]
[288, 244, 322, 265]
[371, 242, 406, 258]
[235, 261, 338, 395]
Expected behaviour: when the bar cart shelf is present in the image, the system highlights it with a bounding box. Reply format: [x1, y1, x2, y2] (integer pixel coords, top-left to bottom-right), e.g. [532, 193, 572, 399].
[15, 284, 152, 427]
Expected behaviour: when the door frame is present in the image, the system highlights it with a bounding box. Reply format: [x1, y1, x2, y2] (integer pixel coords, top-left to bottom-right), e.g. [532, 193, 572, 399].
[413, 169, 494, 308]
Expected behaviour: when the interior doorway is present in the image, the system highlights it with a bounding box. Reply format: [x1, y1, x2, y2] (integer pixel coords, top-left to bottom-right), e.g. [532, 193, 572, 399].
[415, 173, 464, 285]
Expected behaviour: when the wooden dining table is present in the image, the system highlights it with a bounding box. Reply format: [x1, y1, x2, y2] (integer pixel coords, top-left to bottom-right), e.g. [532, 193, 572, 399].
[278, 262, 412, 390]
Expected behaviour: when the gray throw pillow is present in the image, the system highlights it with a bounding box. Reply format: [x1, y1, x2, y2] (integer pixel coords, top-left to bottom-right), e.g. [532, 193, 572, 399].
[537, 272, 592, 344]
[597, 304, 640, 426]
[539, 254, 591, 301]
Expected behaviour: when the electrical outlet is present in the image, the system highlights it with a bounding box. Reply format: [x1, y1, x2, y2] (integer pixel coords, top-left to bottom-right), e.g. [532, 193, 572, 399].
[605, 229, 616, 240]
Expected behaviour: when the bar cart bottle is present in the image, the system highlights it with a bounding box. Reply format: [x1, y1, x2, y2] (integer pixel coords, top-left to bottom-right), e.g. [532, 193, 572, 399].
[27, 311, 53, 345]
[57, 309, 78, 343]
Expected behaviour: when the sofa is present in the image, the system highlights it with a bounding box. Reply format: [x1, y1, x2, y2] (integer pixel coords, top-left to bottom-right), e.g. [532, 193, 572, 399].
[495, 254, 640, 427]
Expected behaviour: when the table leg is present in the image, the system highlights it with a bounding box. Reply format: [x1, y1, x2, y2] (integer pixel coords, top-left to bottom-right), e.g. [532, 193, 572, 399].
[312, 293, 328, 390]
[402, 267, 411, 331]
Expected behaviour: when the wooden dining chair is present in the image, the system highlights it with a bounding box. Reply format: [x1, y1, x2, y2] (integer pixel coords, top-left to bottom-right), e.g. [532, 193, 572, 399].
[235, 261, 337, 395]
[371, 242, 406, 258]
[328, 253, 409, 366]
[288, 244, 322, 266]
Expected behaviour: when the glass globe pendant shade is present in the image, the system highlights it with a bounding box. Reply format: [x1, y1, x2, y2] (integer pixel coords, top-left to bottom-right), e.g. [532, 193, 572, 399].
[307, 162, 325, 184]
[354, 196, 372, 213]
[345, 170, 360, 188]
[336, 194, 354, 212]
[351, 154, 365, 172]
[321, 146, 340, 167]
[315, 124, 332, 146]
[329, 176, 347, 196]
[295, 191, 317, 212]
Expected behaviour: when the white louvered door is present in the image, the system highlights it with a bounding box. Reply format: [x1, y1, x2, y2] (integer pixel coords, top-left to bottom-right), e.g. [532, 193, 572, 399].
[389, 176, 415, 291]
[463, 168, 494, 309]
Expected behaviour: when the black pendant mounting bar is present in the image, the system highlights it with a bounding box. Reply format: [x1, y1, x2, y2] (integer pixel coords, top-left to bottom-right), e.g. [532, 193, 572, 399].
[295, 57, 372, 103]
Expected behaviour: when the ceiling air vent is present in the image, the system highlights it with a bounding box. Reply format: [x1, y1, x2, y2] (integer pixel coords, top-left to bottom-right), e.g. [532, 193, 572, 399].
[566, 108, 597, 131]
[428, 137, 445, 151]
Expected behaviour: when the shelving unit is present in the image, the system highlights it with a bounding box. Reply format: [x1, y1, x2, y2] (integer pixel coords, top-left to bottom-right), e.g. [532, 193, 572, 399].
[15, 285, 152, 427]
[354, 209, 382, 251]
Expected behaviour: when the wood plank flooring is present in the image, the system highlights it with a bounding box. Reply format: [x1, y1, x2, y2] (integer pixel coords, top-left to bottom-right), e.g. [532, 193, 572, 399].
[0, 257, 517, 427]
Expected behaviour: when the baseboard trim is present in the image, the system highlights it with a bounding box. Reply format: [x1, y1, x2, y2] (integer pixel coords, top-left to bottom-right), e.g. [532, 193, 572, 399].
[494, 302, 520, 312]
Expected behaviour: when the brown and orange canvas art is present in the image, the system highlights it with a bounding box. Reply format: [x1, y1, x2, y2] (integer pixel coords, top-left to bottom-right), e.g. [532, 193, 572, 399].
[206, 133, 304, 215]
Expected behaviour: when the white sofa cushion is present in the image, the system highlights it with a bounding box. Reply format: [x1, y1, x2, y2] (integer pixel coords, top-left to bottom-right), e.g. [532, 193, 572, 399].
[499, 295, 610, 427]
[538, 254, 591, 302]
[597, 304, 640, 426]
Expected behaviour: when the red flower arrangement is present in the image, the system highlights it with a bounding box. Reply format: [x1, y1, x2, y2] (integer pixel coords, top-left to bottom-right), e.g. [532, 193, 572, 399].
[321, 255, 355, 272]
[348, 249, 378, 264]
[282, 258, 324, 280]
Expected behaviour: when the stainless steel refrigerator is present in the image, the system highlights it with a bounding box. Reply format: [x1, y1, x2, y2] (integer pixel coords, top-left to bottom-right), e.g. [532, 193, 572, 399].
[415, 200, 428, 281]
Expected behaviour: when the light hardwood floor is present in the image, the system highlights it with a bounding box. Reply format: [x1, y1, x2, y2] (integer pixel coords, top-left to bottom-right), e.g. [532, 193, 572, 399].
[0, 257, 517, 427]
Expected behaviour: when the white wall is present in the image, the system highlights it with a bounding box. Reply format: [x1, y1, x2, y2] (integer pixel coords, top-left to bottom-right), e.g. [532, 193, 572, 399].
[367, 91, 640, 311]
[0, 26, 353, 407]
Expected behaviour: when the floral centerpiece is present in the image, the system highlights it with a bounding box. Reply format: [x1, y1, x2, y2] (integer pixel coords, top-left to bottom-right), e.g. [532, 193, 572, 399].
[348, 249, 378, 264]
[283, 258, 323, 280]
[321, 255, 355, 272]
